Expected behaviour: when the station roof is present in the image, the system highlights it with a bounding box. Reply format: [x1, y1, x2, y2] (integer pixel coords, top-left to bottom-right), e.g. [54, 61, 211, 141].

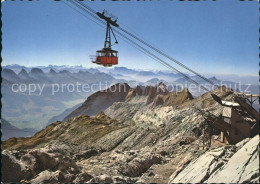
[221, 100, 240, 107]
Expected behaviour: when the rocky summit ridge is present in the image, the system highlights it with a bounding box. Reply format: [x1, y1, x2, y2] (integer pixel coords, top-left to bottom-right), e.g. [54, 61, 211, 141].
[66, 82, 194, 121]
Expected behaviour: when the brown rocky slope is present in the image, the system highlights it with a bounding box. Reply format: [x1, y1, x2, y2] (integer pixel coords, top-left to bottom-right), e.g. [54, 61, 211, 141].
[65, 82, 173, 121]
[63, 83, 131, 121]
[2, 112, 130, 151]
[105, 83, 194, 120]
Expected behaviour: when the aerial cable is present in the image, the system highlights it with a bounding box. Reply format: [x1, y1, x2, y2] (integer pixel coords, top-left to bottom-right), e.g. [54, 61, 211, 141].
[75, 0, 156, 48]
[66, 0, 209, 91]
[117, 26, 218, 87]
[66, 0, 176, 74]
[84, 0, 156, 47]
[62, 0, 105, 29]
[71, 0, 216, 87]
[72, 0, 96, 14]
[67, 0, 209, 91]
[68, 0, 105, 25]
[112, 28, 210, 92]
[64, 2, 177, 76]
[116, 34, 180, 76]
[70, 0, 217, 88]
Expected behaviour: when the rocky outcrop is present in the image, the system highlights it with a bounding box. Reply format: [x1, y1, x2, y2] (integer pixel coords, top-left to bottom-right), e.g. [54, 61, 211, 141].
[29, 170, 68, 183]
[125, 86, 143, 102]
[66, 83, 194, 122]
[181, 85, 233, 108]
[105, 95, 148, 120]
[145, 82, 169, 105]
[150, 88, 193, 108]
[108, 85, 232, 123]
[163, 88, 193, 107]
[169, 135, 259, 183]
[106, 83, 172, 119]
[64, 83, 130, 121]
[64, 83, 131, 121]
[1, 145, 81, 183]
[1, 151, 32, 182]
[105, 83, 171, 120]
[151, 94, 165, 108]
[90, 174, 114, 183]
[121, 154, 162, 177]
[207, 135, 259, 183]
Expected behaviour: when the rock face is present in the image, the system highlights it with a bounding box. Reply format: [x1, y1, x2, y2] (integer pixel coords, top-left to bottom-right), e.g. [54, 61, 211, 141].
[65, 82, 194, 123]
[70, 83, 171, 121]
[151, 94, 165, 108]
[106, 83, 193, 120]
[125, 86, 143, 102]
[105, 95, 148, 120]
[1, 144, 82, 183]
[181, 85, 233, 108]
[169, 135, 259, 183]
[207, 135, 259, 183]
[121, 154, 162, 177]
[145, 82, 169, 105]
[64, 83, 131, 121]
[163, 88, 193, 107]
[1, 151, 32, 182]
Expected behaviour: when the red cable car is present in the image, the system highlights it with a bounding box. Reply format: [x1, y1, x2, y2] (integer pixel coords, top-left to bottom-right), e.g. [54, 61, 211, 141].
[92, 10, 119, 67]
[94, 49, 118, 67]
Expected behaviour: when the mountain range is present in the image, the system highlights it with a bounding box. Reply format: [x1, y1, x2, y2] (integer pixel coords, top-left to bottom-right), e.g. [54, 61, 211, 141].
[1, 67, 124, 130]
[2, 65, 258, 131]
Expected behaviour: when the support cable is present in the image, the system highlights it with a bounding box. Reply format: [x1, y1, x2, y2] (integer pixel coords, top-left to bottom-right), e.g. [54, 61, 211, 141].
[66, 0, 209, 91]
[72, 0, 218, 88]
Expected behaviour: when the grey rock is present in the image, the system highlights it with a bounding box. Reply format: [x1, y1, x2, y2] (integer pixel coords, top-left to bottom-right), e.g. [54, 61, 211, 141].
[169, 135, 259, 183]
[90, 174, 114, 183]
[29, 170, 67, 183]
[121, 154, 162, 177]
[1, 151, 32, 182]
[73, 172, 93, 183]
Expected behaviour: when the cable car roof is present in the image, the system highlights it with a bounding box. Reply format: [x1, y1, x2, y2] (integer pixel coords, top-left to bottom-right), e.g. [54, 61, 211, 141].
[96, 49, 118, 53]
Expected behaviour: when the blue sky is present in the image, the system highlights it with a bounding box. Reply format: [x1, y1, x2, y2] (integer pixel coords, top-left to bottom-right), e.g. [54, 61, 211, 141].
[2, 0, 258, 76]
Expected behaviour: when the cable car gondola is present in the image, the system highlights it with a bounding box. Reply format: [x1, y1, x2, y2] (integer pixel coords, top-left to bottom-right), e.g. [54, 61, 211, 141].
[91, 10, 119, 67]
